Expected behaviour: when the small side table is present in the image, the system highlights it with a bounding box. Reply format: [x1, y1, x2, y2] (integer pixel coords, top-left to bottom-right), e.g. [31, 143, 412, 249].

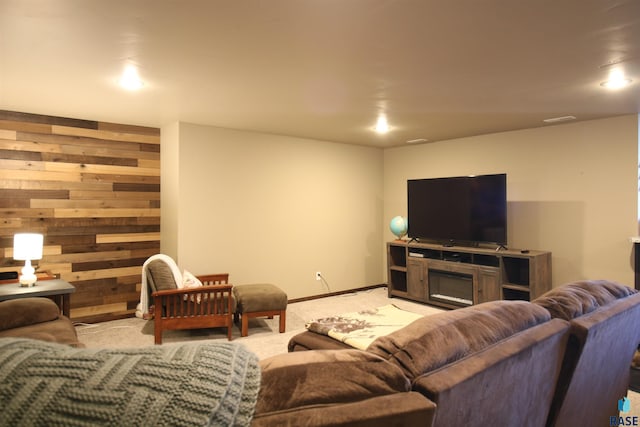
[0, 279, 75, 317]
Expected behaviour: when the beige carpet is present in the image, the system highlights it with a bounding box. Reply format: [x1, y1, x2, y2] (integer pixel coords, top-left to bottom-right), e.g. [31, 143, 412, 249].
[75, 287, 442, 359]
[75, 286, 640, 418]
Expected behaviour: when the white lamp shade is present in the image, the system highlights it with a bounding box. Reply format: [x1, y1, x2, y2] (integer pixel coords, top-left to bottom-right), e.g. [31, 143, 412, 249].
[13, 233, 44, 260]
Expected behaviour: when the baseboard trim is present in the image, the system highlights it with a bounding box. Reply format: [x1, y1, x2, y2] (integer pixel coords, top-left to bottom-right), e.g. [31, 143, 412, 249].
[288, 284, 387, 304]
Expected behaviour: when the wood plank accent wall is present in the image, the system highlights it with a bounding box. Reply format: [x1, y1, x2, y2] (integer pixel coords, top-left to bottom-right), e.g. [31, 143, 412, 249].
[0, 110, 160, 323]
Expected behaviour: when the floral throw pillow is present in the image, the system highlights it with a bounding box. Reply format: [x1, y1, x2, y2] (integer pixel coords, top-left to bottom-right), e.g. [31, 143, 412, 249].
[182, 270, 203, 302]
[182, 270, 203, 289]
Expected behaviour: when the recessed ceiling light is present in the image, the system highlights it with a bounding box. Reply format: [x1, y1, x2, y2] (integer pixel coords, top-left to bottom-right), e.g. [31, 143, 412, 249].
[119, 65, 144, 90]
[543, 116, 576, 123]
[374, 115, 389, 133]
[374, 115, 389, 134]
[600, 69, 632, 90]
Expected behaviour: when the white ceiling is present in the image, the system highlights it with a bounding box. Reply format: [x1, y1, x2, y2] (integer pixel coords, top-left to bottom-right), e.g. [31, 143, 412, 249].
[1, 0, 639, 147]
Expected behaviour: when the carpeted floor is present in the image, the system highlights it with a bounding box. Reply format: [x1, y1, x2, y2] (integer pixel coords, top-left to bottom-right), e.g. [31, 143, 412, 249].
[75, 286, 640, 418]
[75, 286, 443, 359]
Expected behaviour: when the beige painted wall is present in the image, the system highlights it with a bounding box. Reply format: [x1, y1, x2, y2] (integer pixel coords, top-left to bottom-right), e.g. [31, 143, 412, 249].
[384, 115, 639, 288]
[160, 121, 180, 260]
[166, 123, 384, 299]
[162, 115, 638, 299]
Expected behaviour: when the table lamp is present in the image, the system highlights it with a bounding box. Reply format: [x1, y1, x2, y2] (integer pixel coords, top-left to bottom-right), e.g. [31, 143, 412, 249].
[13, 233, 43, 287]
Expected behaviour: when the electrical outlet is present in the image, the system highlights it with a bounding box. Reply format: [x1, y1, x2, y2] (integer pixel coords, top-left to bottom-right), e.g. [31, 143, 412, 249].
[315, 271, 321, 281]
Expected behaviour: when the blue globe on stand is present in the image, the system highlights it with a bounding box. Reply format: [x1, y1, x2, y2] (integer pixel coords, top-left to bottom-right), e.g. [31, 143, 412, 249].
[389, 216, 408, 240]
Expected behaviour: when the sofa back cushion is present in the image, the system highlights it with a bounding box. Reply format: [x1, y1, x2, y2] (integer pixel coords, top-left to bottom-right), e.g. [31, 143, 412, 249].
[367, 300, 550, 379]
[549, 291, 640, 426]
[0, 298, 60, 331]
[531, 280, 637, 320]
[413, 318, 569, 427]
[0, 316, 82, 347]
[533, 281, 640, 426]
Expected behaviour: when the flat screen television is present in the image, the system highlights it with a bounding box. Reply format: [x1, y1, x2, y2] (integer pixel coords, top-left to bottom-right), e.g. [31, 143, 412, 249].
[407, 173, 507, 246]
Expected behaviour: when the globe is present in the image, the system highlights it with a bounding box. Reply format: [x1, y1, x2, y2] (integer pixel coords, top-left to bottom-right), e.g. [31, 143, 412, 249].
[389, 216, 408, 239]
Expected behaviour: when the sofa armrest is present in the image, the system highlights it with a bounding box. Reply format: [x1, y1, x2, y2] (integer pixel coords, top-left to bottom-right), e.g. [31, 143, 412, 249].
[0, 298, 61, 331]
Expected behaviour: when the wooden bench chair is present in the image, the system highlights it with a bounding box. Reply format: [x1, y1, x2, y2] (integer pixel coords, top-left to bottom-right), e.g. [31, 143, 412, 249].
[145, 258, 235, 344]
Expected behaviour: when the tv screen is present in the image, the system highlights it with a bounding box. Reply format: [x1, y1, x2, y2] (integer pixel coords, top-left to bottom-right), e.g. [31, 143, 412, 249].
[407, 173, 507, 246]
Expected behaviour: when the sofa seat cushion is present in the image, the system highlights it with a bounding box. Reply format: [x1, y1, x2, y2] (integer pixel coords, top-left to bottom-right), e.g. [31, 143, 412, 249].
[255, 349, 410, 415]
[367, 300, 550, 380]
[532, 280, 637, 321]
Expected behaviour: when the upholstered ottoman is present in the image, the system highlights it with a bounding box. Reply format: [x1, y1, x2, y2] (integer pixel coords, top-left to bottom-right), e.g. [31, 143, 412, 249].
[233, 284, 287, 337]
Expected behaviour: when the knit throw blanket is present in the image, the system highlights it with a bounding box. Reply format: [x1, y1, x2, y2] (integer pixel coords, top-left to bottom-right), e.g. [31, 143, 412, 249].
[0, 338, 261, 426]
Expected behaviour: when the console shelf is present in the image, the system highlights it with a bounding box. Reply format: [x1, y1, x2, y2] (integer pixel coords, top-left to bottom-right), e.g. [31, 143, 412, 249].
[387, 241, 551, 309]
